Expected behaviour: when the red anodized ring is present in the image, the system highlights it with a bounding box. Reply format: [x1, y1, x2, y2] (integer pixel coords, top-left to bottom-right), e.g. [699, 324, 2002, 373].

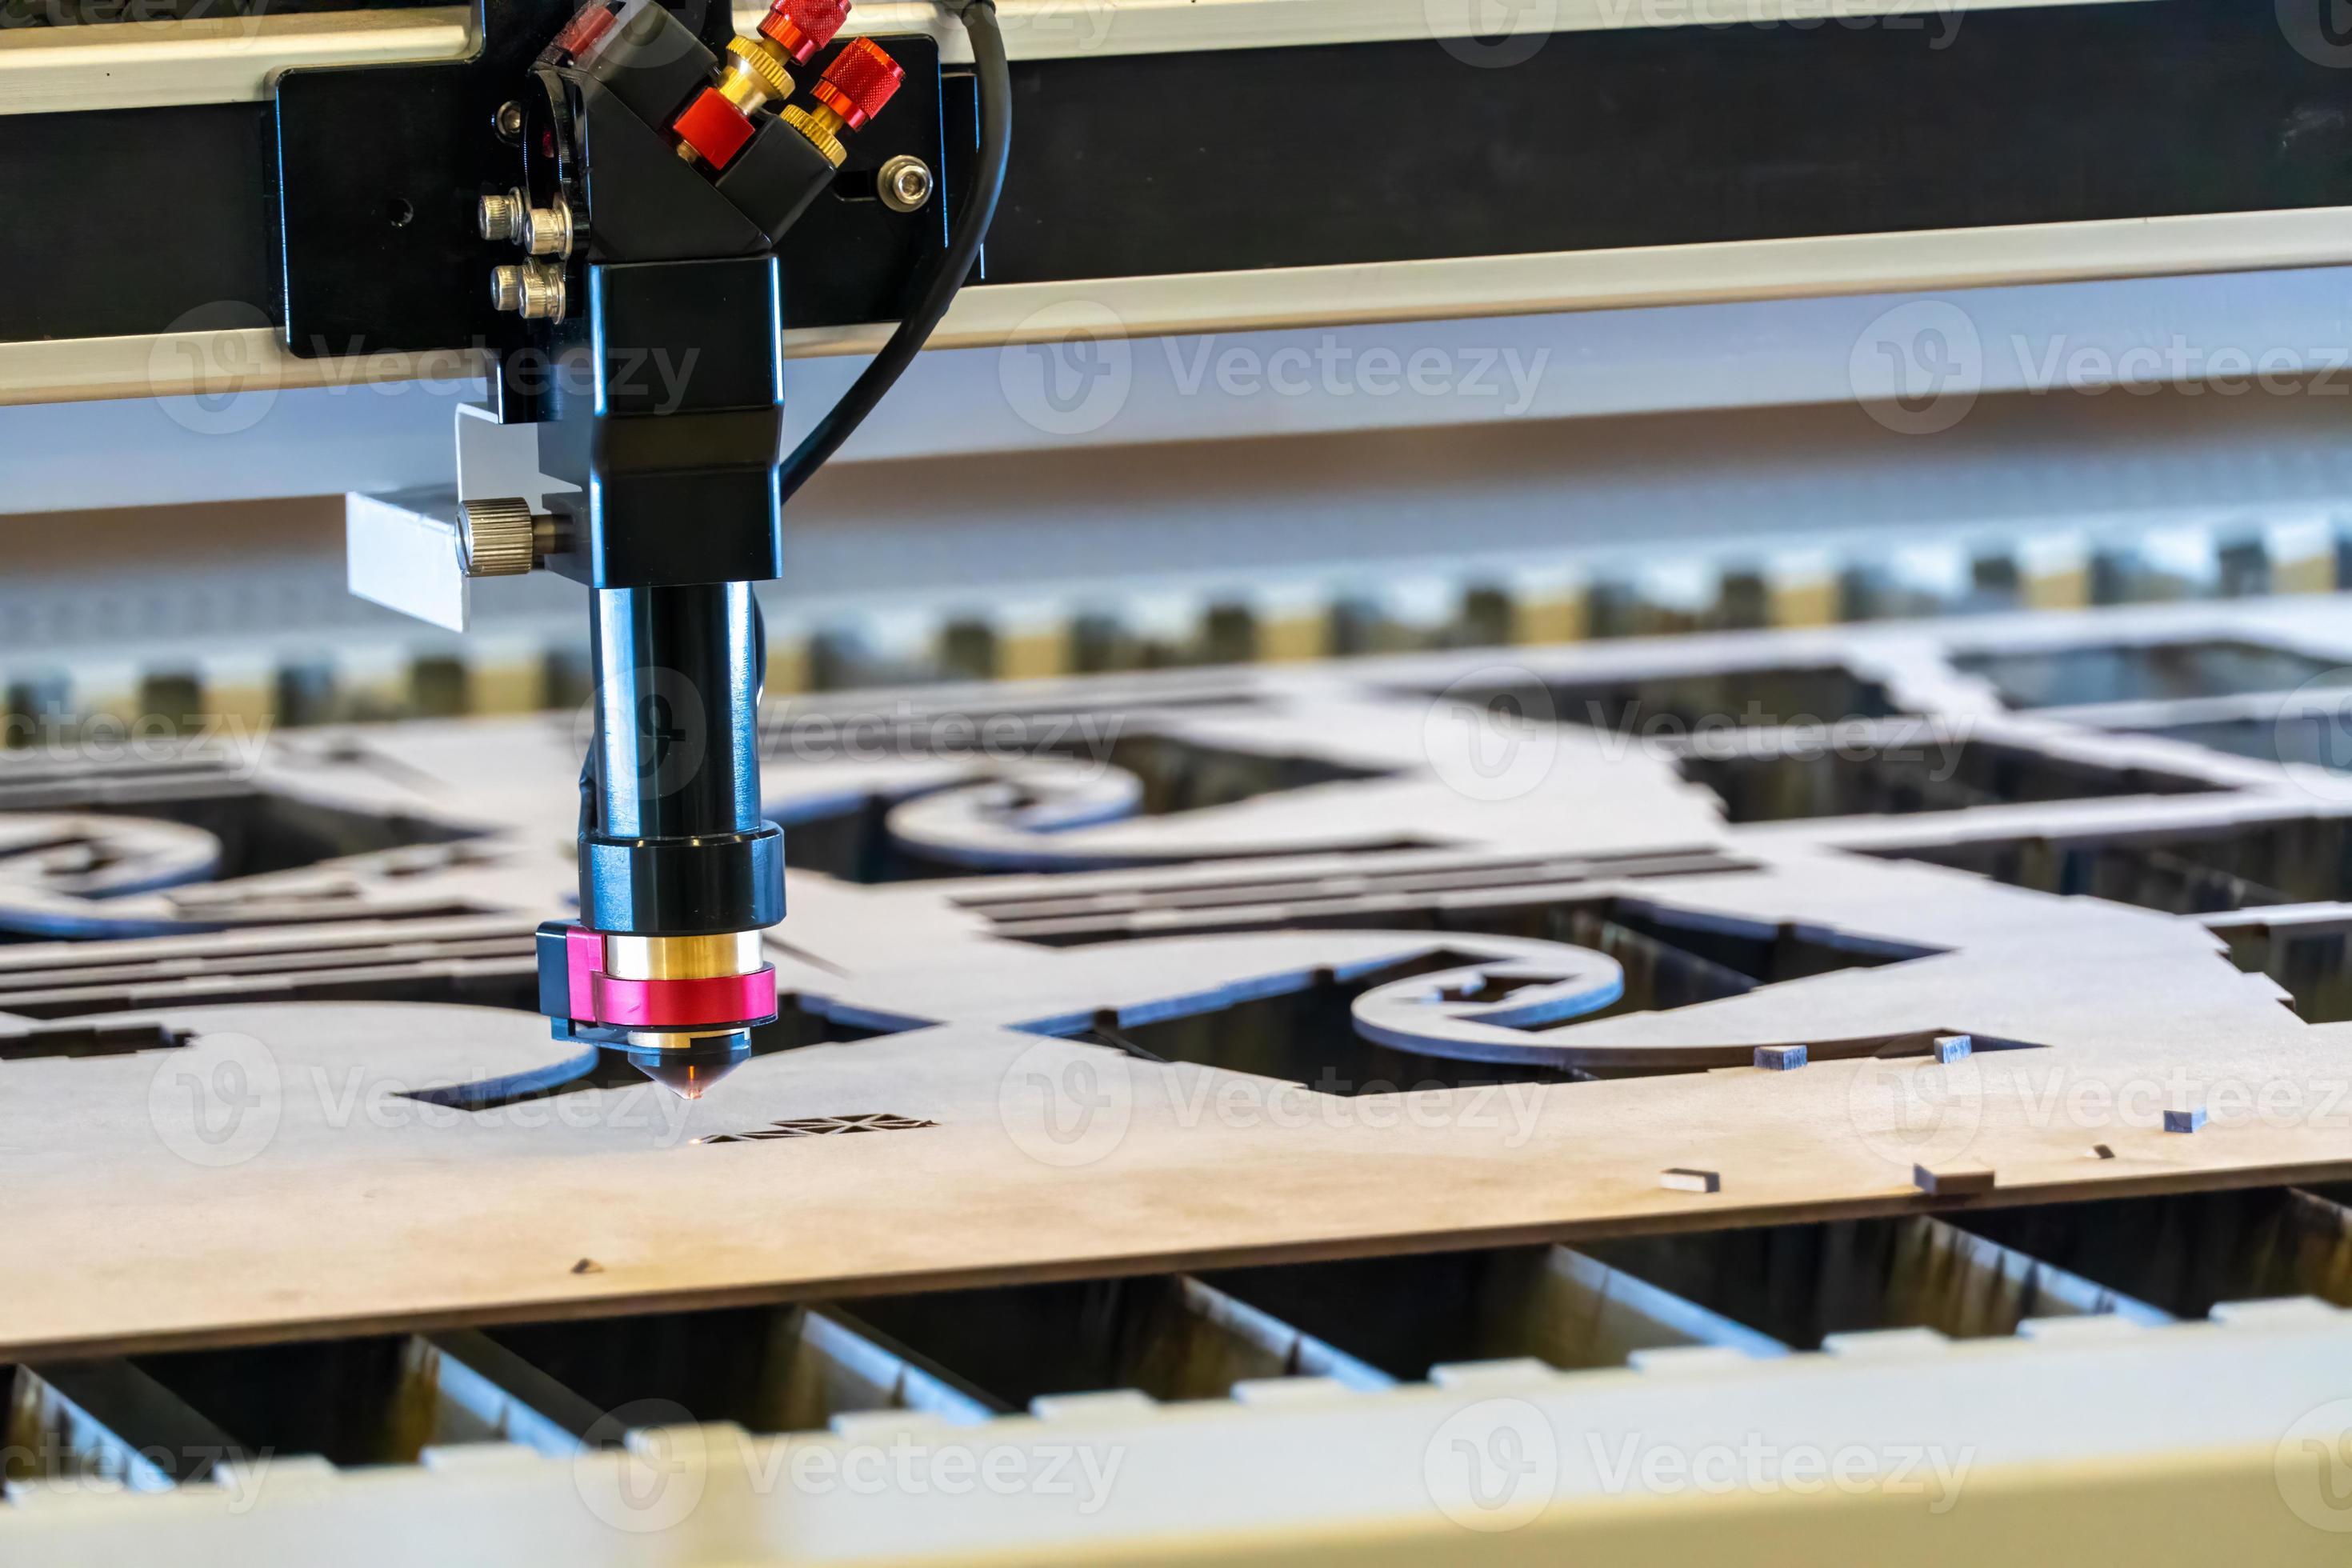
[810, 36, 903, 130]
[562, 926, 778, 1028]
[588, 969, 779, 1030]
[758, 0, 850, 65]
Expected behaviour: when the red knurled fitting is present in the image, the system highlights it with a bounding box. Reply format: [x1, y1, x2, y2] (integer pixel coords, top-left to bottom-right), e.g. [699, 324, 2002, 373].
[810, 35, 903, 130]
[757, 0, 850, 65]
[673, 86, 756, 168]
[552, 0, 620, 58]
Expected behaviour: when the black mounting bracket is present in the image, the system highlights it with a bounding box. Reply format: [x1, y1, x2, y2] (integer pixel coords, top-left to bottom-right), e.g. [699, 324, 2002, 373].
[274, 0, 950, 358]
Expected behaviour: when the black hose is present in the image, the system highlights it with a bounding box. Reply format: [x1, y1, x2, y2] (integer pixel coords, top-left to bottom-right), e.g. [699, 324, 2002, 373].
[774, 0, 1010, 506]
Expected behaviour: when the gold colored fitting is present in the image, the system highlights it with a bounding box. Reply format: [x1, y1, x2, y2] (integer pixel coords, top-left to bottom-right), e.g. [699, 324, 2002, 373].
[459, 498, 537, 578]
[602, 930, 766, 982]
[626, 1030, 745, 1053]
[780, 102, 847, 167]
[607, 931, 767, 1055]
[717, 36, 794, 113]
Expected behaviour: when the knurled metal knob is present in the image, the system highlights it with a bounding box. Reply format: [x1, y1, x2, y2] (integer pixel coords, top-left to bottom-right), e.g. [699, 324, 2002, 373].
[520, 203, 574, 258]
[780, 103, 847, 166]
[490, 262, 566, 320]
[478, 189, 524, 242]
[812, 36, 904, 130]
[718, 36, 794, 112]
[490, 265, 526, 313]
[461, 498, 537, 578]
[758, 0, 849, 64]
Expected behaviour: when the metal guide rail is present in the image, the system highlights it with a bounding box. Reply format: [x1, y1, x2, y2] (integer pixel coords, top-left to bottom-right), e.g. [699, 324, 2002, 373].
[6, 0, 2352, 402]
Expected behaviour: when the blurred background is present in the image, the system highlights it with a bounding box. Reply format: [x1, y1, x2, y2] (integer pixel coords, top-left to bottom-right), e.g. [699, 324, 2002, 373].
[8, 262, 2352, 725]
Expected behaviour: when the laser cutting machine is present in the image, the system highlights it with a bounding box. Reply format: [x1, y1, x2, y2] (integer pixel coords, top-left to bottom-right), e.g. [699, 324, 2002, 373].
[11, 2, 2352, 1561]
[19, 0, 2352, 1096]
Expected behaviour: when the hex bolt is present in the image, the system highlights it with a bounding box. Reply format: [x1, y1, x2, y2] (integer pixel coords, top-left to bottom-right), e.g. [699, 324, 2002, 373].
[494, 100, 526, 140]
[877, 154, 934, 213]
